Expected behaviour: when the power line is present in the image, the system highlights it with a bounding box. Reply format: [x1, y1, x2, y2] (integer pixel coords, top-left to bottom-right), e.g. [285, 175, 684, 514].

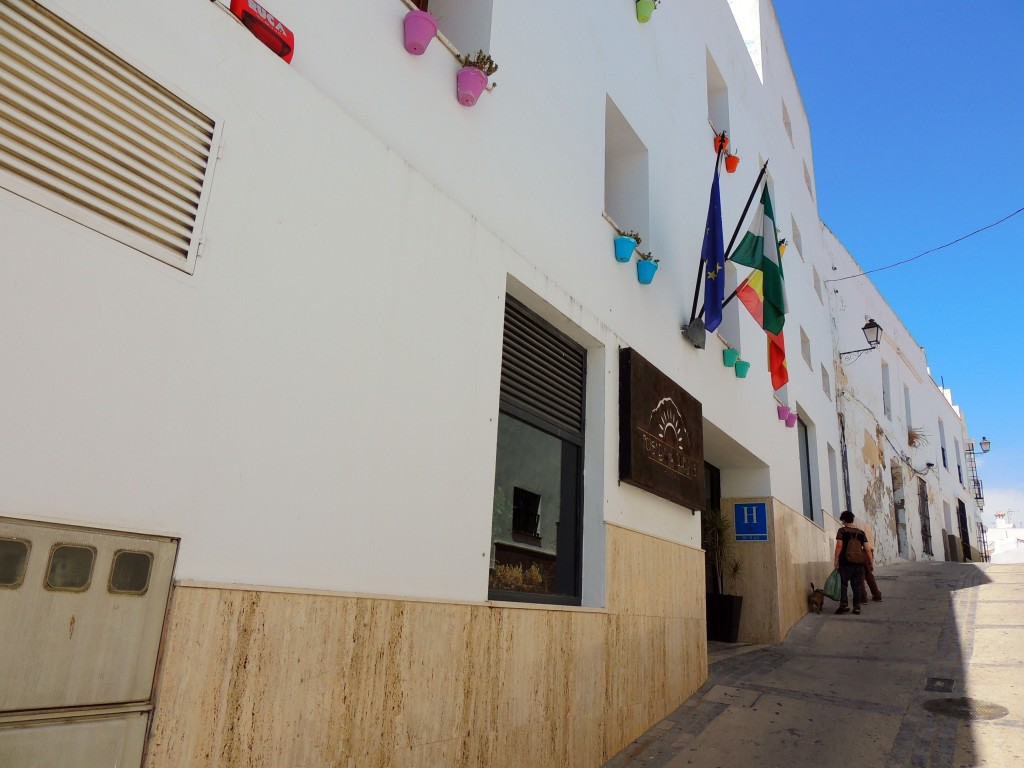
[825, 205, 1024, 284]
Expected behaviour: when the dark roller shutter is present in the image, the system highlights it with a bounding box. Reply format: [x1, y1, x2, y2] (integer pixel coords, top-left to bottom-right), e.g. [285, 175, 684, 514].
[500, 297, 586, 439]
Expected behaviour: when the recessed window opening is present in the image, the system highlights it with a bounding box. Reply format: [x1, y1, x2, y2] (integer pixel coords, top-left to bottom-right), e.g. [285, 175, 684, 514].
[422, 0, 494, 56]
[791, 217, 803, 261]
[45, 544, 96, 592]
[109, 549, 153, 595]
[490, 296, 586, 606]
[604, 97, 649, 238]
[892, 464, 908, 557]
[782, 100, 793, 145]
[800, 327, 812, 369]
[821, 364, 831, 398]
[813, 267, 823, 302]
[0, 538, 31, 589]
[803, 161, 814, 199]
[939, 420, 948, 468]
[903, 385, 913, 429]
[826, 444, 841, 518]
[706, 51, 729, 135]
[796, 415, 816, 520]
[918, 478, 933, 556]
[954, 439, 963, 485]
[882, 361, 892, 420]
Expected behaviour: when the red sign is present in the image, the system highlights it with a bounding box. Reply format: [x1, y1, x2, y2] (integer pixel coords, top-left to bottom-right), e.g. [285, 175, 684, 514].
[230, 0, 295, 63]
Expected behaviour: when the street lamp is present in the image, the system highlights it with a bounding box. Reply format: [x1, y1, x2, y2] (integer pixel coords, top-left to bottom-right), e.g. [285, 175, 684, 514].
[979, 437, 991, 453]
[839, 319, 883, 359]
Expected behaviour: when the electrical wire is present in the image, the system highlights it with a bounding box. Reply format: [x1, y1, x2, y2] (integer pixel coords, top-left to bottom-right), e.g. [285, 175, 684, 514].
[825, 205, 1024, 284]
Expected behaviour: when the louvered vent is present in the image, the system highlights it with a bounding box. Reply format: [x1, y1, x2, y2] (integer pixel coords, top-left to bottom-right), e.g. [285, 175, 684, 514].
[0, 0, 218, 273]
[500, 297, 586, 439]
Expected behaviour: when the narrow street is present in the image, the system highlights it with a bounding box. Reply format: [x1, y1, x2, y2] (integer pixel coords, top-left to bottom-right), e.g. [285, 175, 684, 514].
[605, 561, 1024, 768]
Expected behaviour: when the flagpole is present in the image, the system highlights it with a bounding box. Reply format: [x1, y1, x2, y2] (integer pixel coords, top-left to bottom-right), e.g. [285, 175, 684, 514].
[688, 143, 724, 324]
[698, 159, 769, 320]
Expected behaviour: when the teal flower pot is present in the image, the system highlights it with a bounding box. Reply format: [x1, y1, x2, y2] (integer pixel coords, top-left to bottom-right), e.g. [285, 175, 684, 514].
[723, 349, 739, 367]
[734, 360, 751, 379]
[614, 236, 636, 262]
[636, 260, 658, 284]
[636, 0, 656, 23]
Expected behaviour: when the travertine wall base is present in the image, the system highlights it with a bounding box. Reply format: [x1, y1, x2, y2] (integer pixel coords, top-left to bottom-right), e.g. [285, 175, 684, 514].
[721, 498, 833, 645]
[145, 524, 706, 768]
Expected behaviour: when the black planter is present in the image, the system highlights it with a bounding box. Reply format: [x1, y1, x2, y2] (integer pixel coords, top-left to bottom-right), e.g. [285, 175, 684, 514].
[706, 593, 743, 643]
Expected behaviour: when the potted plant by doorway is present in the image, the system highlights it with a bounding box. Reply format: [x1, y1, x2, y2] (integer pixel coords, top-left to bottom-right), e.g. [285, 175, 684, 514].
[636, 251, 659, 284]
[636, 0, 660, 23]
[702, 506, 744, 643]
[456, 50, 498, 107]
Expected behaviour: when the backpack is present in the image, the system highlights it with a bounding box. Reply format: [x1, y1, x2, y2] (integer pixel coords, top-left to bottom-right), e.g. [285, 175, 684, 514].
[845, 528, 866, 564]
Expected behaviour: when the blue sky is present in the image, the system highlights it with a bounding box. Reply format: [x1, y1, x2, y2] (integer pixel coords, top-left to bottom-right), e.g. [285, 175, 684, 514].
[772, 0, 1024, 524]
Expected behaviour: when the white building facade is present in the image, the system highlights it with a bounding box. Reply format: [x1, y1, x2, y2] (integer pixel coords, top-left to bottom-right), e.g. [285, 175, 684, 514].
[0, 0, 987, 765]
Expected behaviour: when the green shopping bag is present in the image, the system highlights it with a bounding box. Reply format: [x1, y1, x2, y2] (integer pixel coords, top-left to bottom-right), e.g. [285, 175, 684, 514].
[823, 568, 842, 602]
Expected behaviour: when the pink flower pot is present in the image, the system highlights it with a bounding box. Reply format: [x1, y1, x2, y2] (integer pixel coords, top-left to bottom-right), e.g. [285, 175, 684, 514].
[777, 405, 791, 421]
[785, 413, 798, 428]
[403, 10, 437, 55]
[456, 66, 488, 106]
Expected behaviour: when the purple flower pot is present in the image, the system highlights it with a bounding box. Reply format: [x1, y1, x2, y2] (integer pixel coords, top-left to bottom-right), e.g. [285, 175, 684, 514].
[785, 412, 798, 428]
[456, 66, 488, 106]
[403, 10, 437, 55]
[777, 405, 791, 421]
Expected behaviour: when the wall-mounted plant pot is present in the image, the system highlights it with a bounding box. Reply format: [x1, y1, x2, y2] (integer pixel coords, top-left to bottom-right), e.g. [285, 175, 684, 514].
[456, 66, 489, 107]
[614, 236, 637, 263]
[714, 135, 729, 153]
[785, 412, 798, 428]
[723, 349, 740, 367]
[636, 0, 656, 23]
[777, 405, 791, 421]
[403, 10, 437, 55]
[725, 155, 740, 173]
[636, 260, 658, 284]
[734, 360, 751, 378]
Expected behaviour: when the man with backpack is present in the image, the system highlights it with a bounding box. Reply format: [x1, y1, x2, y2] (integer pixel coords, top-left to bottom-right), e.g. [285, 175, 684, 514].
[834, 511, 872, 615]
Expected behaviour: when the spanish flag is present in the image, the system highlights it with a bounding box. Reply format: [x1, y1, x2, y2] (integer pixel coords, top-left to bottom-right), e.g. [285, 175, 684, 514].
[736, 269, 789, 391]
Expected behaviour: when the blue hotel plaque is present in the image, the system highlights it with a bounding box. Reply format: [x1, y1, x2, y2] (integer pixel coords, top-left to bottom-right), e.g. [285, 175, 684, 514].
[734, 502, 768, 541]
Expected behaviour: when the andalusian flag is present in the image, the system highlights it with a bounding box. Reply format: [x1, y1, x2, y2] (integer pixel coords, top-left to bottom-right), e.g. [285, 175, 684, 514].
[736, 270, 789, 391]
[729, 186, 787, 334]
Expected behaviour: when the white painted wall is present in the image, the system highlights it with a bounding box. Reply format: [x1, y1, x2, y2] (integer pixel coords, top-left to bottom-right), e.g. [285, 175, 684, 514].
[0, 0, 844, 600]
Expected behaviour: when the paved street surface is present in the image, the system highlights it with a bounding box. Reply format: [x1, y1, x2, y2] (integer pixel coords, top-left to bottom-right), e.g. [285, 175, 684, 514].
[604, 561, 1024, 768]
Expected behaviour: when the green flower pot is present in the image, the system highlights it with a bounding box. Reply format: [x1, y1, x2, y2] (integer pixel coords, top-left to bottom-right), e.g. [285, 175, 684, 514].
[734, 360, 751, 379]
[723, 349, 739, 367]
[636, 0, 655, 23]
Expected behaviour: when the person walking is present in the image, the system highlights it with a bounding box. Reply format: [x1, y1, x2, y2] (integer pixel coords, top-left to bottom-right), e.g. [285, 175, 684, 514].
[834, 511, 871, 615]
[858, 517, 883, 603]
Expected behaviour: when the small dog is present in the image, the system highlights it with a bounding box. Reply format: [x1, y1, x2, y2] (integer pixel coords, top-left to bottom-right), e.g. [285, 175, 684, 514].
[809, 583, 825, 614]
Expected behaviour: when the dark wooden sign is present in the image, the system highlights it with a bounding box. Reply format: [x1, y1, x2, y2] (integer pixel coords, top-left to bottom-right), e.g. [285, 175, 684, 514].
[619, 348, 705, 510]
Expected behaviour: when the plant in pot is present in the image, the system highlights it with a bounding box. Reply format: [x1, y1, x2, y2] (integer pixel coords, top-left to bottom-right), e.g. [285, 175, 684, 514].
[614, 229, 641, 262]
[702, 506, 744, 643]
[636, 251, 659, 284]
[636, 0, 660, 23]
[456, 50, 498, 107]
[713, 130, 729, 154]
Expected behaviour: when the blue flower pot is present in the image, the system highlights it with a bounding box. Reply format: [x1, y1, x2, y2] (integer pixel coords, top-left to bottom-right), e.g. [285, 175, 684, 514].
[636, 259, 658, 284]
[614, 236, 636, 262]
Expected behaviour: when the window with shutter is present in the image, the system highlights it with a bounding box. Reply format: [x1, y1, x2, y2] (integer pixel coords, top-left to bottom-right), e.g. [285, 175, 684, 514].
[0, 0, 220, 273]
[489, 297, 586, 605]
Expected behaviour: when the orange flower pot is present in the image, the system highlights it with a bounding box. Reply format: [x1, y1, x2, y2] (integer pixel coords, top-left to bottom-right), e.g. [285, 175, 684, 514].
[725, 155, 740, 173]
[714, 134, 729, 153]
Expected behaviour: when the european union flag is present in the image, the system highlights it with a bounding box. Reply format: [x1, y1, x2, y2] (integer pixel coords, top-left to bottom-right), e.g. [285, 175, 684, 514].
[701, 165, 726, 332]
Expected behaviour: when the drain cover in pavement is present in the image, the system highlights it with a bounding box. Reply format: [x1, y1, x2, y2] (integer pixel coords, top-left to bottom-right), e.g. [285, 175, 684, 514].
[923, 697, 1009, 720]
